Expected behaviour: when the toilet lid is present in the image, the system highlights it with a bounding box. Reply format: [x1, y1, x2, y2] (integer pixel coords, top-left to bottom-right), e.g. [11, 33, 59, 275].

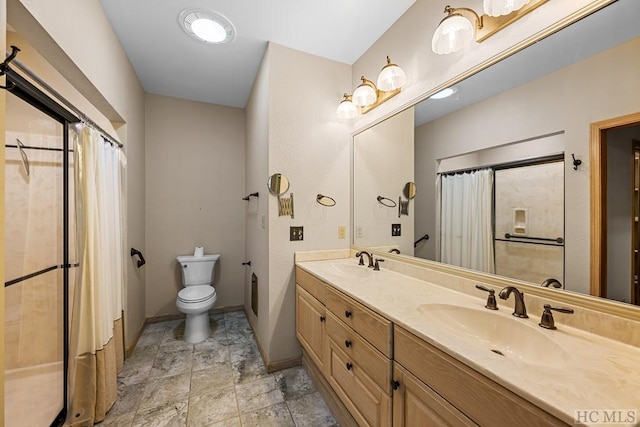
[178, 285, 216, 303]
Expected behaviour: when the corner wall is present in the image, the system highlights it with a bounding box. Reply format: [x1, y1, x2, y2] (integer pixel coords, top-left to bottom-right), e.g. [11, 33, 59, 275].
[145, 94, 246, 317]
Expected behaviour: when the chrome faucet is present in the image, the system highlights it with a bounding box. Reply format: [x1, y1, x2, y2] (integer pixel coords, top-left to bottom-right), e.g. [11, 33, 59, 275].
[355, 250, 374, 268]
[498, 286, 528, 318]
[541, 278, 562, 288]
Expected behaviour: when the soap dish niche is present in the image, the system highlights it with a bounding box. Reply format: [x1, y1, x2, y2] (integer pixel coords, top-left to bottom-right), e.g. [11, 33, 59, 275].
[512, 208, 528, 236]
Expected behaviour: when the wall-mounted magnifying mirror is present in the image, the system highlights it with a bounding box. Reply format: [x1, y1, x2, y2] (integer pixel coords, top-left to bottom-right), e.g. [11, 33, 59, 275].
[267, 173, 290, 195]
[316, 194, 336, 207]
[403, 182, 416, 199]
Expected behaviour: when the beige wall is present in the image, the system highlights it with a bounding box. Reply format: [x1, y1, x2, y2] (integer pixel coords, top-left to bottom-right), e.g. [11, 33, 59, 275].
[353, 107, 414, 254]
[1, 0, 7, 417]
[414, 37, 640, 295]
[7, 0, 146, 347]
[145, 94, 246, 317]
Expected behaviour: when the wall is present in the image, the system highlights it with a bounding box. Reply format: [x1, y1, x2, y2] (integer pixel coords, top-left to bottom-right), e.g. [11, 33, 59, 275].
[261, 43, 352, 364]
[606, 125, 640, 303]
[1, 0, 7, 417]
[244, 47, 270, 345]
[145, 94, 246, 317]
[353, 107, 414, 254]
[7, 0, 146, 346]
[413, 37, 640, 294]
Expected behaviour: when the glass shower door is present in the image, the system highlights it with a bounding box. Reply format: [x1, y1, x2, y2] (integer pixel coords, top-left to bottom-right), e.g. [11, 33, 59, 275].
[4, 91, 73, 426]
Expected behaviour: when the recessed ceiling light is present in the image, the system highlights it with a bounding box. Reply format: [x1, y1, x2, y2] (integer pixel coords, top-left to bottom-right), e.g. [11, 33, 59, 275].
[180, 9, 236, 44]
[430, 87, 458, 99]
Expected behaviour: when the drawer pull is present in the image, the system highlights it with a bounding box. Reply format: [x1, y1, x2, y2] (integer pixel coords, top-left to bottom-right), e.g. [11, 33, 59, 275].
[391, 380, 400, 390]
[319, 315, 325, 322]
[345, 310, 352, 318]
[345, 340, 352, 348]
[346, 362, 353, 370]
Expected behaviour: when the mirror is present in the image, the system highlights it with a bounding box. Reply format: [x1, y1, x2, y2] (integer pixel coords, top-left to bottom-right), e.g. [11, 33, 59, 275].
[353, 0, 640, 305]
[267, 173, 290, 195]
[403, 182, 416, 200]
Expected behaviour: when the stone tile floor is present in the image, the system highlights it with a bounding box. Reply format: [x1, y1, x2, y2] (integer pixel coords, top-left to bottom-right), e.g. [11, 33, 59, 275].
[100, 310, 338, 426]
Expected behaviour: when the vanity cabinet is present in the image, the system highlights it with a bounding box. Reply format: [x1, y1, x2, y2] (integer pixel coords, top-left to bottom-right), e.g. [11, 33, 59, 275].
[325, 288, 393, 427]
[394, 326, 568, 427]
[295, 268, 327, 373]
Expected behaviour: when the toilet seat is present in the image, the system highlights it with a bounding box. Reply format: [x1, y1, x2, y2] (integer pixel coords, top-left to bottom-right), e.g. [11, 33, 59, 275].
[177, 285, 216, 303]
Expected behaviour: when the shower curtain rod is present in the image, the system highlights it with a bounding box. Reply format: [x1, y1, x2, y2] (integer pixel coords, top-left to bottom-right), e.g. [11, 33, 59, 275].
[7, 54, 124, 149]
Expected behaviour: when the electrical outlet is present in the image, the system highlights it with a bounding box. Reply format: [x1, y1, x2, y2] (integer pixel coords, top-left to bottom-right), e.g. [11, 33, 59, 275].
[338, 226, 346, 239]
[355, 225, 363, 238]
[392, 223, 401, 236]
[290, 226, 304, 241]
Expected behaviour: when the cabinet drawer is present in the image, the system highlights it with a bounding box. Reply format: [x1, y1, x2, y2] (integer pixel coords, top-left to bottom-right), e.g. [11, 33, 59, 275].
[394, 326, 568, 427]
[326, 286, 392, 357]
[327, 339, 391, 427]
[326, 311, 392, 394]
[295, 267, 326, 304]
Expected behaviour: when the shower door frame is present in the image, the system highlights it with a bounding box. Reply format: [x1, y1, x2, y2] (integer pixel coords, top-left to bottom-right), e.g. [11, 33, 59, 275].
[4, 69, 80, 427]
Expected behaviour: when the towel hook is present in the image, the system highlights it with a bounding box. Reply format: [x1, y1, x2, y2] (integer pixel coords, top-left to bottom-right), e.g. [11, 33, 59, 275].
[571, 153, 582, 171]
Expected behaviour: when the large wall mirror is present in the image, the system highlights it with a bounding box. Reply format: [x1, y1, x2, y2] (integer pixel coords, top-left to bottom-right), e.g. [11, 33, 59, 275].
[353, 0, 640, 306]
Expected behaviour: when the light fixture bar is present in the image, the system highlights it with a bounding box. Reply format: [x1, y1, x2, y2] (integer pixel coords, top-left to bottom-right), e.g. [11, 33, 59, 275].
[476, 0, 548, 42]
[359, 87, 401, 114]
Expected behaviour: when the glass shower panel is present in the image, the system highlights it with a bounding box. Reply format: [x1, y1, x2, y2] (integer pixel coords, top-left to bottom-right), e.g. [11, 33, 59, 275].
[4, 93, 67, 426]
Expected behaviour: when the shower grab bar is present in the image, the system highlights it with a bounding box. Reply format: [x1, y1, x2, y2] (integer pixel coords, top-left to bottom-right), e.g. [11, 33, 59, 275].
[414, 234, 430, 248]
[504, 233, 564, 244]
[5, 262, 79, 287]
[130, 248, 146, 268]
[5, 143, 74, 153]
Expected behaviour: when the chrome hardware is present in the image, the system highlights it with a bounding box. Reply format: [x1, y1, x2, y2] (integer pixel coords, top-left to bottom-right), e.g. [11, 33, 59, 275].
[498, 286, 528, 318]
[346, 362, 353, 370]
[345, 340, 352, 348]
[355, 250, 374, 267]
[539, 304, 574, 329]
[475, 284, 498, 310]
[345, 310, 352, 318]
[373, 258, 384, 271]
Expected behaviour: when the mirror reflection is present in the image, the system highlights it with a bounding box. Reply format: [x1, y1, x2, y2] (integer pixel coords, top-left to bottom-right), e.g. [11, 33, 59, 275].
[353, 0, 640, 305]
[267, 173, 290, 195]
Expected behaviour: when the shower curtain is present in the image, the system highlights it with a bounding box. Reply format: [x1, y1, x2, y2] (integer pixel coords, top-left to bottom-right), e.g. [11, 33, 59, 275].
[67, 126, 126, 425]
[440, 169, 495, 273]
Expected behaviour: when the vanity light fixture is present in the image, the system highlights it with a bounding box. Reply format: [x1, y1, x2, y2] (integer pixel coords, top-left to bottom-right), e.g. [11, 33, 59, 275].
[337, 56, 406, 118]
[180, 9, 236, 44]
[431, 0, 548, 55]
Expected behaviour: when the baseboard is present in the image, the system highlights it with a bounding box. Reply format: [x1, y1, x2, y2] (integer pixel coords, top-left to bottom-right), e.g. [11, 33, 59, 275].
[145, 305, 245, 325]
[125, 322, 145, 358]
[302, 352, 358, 427]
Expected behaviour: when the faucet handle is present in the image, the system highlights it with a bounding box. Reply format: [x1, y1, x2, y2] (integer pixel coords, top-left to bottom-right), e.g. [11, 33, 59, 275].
[539, 304, 574, 330]
[358, 254, 364, 265]
[475, 284, 498, 310]
[373, 258, 385, 271]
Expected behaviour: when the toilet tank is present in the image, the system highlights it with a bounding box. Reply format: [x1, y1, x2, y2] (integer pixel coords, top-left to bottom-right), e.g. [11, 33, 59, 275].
[176, 254, 220, 286]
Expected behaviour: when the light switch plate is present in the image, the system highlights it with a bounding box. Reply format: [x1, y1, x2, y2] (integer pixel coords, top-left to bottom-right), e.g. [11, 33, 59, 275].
[290, 226, 304, 241]
[338, 226, 346, 239]
[392, 223, 401, 236]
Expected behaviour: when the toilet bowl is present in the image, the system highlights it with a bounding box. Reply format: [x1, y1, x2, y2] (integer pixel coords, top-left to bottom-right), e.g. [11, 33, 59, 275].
[176, 253, 220, 343]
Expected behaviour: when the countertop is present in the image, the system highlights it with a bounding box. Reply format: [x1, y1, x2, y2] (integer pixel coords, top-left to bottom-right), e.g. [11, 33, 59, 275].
[296, 257, 640, 427]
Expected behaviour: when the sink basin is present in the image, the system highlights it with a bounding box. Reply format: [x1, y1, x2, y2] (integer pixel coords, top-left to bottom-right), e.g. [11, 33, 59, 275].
[327, 263, 373, 279]
[417, 303, 569, 367]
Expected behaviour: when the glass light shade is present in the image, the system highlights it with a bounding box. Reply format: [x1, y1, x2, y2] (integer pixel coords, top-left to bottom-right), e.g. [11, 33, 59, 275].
[191, 18, 227, 43]
[483, 0, 531, 17]
[352, 80, 377, 107]
[377, 62, 407, 92]
[431, 14, 474, 55]
[336, 98, 358, 119]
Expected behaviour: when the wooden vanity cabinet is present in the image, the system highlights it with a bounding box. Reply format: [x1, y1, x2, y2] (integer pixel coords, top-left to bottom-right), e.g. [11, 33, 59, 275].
[296, 285, 326, 372]
[392, 363, 476, 427]
[394, 326, 568, 427]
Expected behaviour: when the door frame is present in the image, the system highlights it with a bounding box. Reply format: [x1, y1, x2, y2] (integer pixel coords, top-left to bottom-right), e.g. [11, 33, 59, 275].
[590, 112, 640, 298]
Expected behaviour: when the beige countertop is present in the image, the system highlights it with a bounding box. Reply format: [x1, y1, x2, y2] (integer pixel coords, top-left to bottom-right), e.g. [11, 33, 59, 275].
[296, 257, 640, 427]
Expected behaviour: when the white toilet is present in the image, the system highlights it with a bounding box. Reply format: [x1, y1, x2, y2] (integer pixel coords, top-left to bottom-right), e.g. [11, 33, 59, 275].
[176, 253, 220, 343]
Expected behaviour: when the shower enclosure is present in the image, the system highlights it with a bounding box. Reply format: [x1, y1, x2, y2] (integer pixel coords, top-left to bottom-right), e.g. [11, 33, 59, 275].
[4, 74, 78, 426]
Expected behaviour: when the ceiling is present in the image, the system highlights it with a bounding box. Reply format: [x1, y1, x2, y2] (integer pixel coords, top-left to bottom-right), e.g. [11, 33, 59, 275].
[98, 0, 416, 109]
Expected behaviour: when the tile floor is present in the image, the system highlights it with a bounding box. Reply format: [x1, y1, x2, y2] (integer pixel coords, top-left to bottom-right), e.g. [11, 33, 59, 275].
[100, 311, 338, 427]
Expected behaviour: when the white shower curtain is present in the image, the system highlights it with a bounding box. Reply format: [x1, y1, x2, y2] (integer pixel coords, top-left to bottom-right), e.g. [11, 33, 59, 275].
[67, 125, 126, 425]
[440, 169, 495, 273]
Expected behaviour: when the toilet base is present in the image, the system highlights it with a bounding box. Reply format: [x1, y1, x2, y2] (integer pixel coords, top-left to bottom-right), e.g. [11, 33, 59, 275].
[184, 312, 211, 343]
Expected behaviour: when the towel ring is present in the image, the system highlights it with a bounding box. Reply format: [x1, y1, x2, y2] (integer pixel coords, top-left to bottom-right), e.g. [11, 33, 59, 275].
[377, 196, 397, 208]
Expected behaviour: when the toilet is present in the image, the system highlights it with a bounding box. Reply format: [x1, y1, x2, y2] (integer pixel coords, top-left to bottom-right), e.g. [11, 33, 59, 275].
[176, 253, 220, 343]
